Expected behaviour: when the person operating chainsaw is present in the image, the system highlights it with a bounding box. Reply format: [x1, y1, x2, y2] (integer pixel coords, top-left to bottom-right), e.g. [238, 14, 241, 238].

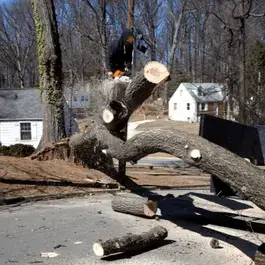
[106, 29, 147, 79]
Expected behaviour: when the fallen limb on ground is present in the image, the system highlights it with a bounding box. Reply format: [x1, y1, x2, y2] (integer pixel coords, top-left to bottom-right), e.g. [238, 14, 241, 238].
[111, 194, 158, 218]
[92, 225, 168, 257]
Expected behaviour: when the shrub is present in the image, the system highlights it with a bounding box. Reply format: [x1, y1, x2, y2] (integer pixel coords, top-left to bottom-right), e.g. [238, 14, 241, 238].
[0, 144, 35, 157]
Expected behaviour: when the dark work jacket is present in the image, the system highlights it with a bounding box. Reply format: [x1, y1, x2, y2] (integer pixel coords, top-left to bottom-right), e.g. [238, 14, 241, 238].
[106, 29, 133, 72]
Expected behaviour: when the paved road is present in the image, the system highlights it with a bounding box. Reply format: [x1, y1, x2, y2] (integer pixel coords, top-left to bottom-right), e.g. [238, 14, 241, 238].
[0, 189, 264, 265]
[114, 157, 184, 168]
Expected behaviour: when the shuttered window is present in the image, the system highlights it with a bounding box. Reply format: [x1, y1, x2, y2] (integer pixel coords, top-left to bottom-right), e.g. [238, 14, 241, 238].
[20, 123, 31, 140]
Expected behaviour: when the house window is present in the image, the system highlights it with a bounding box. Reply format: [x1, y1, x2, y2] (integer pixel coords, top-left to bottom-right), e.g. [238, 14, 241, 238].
[73, 95, 77, 101]
[20, 123, 31, 140]
[180, 90, 183, 96]
[81, 95, 85, 101]
[85, 95, 89, 101]
[201, 103, 205, 110]
[187, 103, 190, 110]
[174, 103, 177, 110]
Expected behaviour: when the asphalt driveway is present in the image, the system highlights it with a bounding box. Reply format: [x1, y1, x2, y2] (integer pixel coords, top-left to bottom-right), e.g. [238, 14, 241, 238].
[0, 189, 264, 265]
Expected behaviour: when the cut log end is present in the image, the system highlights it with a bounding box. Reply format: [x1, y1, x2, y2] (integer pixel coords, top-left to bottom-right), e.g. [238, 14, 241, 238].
[144, 61, 170, 84]
[144, 201, 158, 217]
[93, 243, 105, 257]
[102, 109, 114, 123]
[189, 149, 201, 161]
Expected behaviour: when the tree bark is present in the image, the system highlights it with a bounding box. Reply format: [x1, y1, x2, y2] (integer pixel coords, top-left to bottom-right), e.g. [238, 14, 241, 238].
[92, 226, 168, 257]
[32, 59, 265, 212]
[164, 2, 185, 105]
[254, 243, 265, 265]
[102, 61, 170, 133]
[111, 194, 158, 218]
[127, 0, 135, 29]
[31, 0, 66, 147]
[70, 124, 265, 211]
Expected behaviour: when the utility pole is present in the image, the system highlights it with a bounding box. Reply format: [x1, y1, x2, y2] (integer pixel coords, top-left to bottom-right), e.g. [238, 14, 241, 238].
[118, 0, 135, 178]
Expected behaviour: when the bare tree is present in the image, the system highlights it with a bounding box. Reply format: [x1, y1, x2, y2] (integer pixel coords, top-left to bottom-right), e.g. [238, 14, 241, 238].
[0, 0, 36, 88]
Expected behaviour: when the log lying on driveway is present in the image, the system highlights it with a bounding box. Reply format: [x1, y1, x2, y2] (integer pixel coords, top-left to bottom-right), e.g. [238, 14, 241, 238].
[111, 195, 158, 218]
[93, 226, 168, 257]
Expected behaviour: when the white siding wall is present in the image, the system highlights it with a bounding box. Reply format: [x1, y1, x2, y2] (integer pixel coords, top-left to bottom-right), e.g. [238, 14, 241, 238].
[0, 121, 43, 148]
[168, 84, 198, 122]
[68, 92, 90, 109]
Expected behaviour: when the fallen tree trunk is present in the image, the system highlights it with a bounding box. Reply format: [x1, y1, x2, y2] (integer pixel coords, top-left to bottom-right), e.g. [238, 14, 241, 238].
[70, 125, 265, 211]
[111, 194, 158, 218]
[92, 226, 168, 257]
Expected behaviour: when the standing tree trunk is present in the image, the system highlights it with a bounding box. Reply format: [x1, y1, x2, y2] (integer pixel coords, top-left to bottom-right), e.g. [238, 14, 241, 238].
[99, 0, 107, 70]
[163, 0, 186, 105]
[127, 0, 135, 29]
[31, 0, 66, 147]
[238, 16, 246, 124]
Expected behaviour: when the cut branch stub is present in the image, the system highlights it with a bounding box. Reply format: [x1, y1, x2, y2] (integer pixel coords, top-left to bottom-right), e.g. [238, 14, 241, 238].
[102, 108, 114, 123]
[92, 225, 168, 257]
[111, 195, 158, 218]
[189, 149, 201, 161]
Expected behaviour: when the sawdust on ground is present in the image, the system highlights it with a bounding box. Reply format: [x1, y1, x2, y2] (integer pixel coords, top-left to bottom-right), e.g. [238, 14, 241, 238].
[0, 156, 210, 199]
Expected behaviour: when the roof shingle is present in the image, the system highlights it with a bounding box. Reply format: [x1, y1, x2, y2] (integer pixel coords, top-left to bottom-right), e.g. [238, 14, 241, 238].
[0, 89, 42, 120]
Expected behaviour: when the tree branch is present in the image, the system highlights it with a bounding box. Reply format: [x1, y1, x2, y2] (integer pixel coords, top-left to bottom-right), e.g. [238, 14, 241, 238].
[73, 125, 265, 211]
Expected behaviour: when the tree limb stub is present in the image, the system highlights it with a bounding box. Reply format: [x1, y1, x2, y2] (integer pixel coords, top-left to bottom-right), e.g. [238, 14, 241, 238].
[92, 226, 168, 257]
[75, 125, 265, 211]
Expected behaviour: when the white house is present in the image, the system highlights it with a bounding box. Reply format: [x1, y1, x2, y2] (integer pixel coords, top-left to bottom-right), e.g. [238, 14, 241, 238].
[0, 89, 43, 148]
[0, 87, 92, 148]
[65, 90, 90, 109]
[168, 83, 226, 122]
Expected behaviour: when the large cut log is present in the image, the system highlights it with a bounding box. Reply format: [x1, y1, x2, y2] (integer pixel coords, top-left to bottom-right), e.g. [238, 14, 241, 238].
[92, 226, 168, 257]
[102, 61, 170, 133]
[254, 243, 265, 265]
[111, 195, 158, 218]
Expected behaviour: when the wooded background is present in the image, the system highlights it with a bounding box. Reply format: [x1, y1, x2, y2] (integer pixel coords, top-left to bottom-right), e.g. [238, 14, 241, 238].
[1, 0, 265, 124]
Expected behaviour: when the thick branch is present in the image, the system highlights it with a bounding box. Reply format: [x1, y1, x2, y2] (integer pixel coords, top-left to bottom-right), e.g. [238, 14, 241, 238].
[102, 61, 170, 132]
[72, 125, 265, 211]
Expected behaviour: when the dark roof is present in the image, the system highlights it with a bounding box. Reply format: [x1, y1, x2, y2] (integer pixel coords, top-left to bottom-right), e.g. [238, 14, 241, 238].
[0, 88, 42, 120]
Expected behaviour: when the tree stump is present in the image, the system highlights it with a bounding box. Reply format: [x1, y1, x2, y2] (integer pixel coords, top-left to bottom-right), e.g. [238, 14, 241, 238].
[254, 243, 265, 265]
[92, 225, 168, 257]
[111, 195, 158, 218]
